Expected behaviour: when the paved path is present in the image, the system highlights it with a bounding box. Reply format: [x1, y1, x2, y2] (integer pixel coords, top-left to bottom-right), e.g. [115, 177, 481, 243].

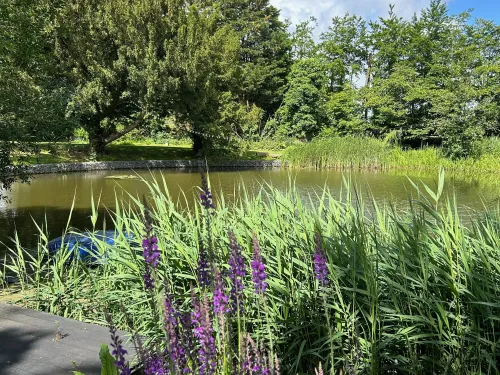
[0, 303, 136, 375]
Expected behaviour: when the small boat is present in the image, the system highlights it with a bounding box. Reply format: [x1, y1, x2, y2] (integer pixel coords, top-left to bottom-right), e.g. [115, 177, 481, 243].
[47, 230, 135, 263]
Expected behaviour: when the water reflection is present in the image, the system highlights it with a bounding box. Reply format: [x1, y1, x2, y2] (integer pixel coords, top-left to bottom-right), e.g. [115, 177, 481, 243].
[3, 168, 500, 256]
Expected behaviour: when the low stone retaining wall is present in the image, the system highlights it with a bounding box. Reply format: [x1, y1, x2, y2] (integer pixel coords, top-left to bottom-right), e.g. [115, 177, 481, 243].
[27, 159, 282, 174]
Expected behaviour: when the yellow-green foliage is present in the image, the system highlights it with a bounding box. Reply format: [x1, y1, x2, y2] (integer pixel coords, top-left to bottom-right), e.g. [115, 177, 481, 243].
[283, 136, 500, 176]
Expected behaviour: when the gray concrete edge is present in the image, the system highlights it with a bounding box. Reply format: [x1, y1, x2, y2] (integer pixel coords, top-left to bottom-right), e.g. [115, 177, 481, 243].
[27, 159, 283, 175]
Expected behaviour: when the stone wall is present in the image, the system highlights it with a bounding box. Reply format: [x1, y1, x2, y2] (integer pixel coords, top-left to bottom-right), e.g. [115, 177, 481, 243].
[27, 159, 282, 174]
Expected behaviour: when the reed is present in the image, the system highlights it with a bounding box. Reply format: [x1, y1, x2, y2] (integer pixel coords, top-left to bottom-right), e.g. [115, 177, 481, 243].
[282, 136, 500, 177]
[2, 171, 500, 374]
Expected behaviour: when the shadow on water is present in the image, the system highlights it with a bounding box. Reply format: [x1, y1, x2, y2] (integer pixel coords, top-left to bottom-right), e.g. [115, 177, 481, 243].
[0, 207, 114, 259]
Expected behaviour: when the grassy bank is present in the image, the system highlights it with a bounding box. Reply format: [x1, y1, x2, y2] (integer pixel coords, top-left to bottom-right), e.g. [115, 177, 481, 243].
[282, 136, 500, 175]
[2, 175, 500, 374]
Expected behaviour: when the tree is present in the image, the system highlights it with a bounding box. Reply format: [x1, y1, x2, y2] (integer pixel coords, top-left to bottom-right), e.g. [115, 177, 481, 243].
[0, 0, 73, 198]
[319, 14, 369, 91]
[219, 0, 292, 119]
[291, 17, 317, 60]
[52, 0, 240, 155]
[272, 58, 328, 139]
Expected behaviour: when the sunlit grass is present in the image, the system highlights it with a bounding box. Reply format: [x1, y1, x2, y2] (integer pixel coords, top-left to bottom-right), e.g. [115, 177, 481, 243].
[21, 142, 276, 164]
[2, 172, 500, 373]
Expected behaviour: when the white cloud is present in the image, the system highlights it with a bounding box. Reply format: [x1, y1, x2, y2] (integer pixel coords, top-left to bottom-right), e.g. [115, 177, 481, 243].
[270, 0, 449, 35]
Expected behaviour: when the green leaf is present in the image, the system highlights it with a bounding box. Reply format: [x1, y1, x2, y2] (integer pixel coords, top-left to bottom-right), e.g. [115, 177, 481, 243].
[99, 344, 118, 375]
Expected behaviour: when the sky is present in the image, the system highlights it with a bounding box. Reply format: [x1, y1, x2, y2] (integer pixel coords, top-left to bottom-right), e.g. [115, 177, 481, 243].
[269, 0, 500, 34]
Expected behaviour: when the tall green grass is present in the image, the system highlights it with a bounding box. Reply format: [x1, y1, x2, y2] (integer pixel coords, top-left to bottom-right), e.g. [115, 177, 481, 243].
[282, 136, 500, 176]
[2, 173, 500, 374]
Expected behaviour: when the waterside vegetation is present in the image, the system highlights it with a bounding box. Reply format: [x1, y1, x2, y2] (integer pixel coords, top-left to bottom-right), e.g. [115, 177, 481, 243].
[283, 136, 500, 175]
[3, 174, 500, 374]
[2, 0, 500, 196]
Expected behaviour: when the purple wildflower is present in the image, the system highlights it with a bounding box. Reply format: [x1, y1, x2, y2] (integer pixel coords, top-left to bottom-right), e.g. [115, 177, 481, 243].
[106, 313, 130, 375]
[213, 267, 229, 314]
[191, 295, 217, 375]
[163, 291, 178, 326]
[241, 334, 269, 375]
[180, 312, 195, 361]
[143, 236, 160, 268]
[144, 267, 154, 290]
[251, 235, 267, 295]
[163, 292, 189, 373]
[228, 231, 246, 313]
[313, 232, 329, 286]
[143, 202, 160, 268]
[197, 239, 211, 287]
[143, 353, 167, 375]
[200, 172, 215, 213]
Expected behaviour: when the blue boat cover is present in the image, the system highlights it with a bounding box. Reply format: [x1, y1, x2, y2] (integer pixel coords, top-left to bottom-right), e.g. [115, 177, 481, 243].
[47, 230, 135, 263]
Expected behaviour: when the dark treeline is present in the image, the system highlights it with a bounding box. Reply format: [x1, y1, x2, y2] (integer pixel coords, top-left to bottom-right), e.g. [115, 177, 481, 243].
[1, 0, 499, 175]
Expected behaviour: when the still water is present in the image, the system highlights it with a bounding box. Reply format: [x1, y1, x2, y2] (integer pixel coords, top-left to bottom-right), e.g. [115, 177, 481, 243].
[2, 168, 500, 257]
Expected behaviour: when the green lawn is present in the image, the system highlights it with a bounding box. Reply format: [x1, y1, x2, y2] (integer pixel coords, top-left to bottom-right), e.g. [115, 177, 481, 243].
[24, 142, 281, 164]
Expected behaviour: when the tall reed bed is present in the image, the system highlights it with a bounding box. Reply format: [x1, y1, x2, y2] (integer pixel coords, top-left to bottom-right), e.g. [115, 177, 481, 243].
[282, 136, 500, 176]
[2, 172, 500, 374]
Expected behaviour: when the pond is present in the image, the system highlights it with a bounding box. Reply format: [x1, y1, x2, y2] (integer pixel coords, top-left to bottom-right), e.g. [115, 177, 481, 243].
[2, 168, 500, 258]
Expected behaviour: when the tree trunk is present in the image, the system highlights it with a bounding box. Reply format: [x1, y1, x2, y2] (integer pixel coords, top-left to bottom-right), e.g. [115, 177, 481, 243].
[88, 113, 145, 156]
[104, 113, 145, 145]
[192, 132, 204, 155]
[89, 135, 107, 156]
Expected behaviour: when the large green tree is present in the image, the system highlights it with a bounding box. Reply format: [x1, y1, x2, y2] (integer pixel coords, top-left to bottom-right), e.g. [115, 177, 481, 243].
[219, 0, 292, 119]
[0, 0, 73, 198]
[272, 58, 328, 139]
[52, 0, 240, 154]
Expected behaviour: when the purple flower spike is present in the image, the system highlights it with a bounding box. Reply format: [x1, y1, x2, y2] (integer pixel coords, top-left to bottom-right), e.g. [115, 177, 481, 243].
[144, 267, 154, 290]
[251, 235, 267, 295]
[192, 295, 217, 375]
[143, 236, 160, 268]
[228, 231, 246, 313]
[163, 292, 188, 373]
[180, 312, 195, 360]
[313, 232, 329, 286]
[197, 240, 211, 288]
[200, 172, 215, 213]
[144, 353, 167, 375]
[213, 267, 229, 314]
[106, 313, 131, 375]
[241, 335, 270, 375]
[142, 202, 160, 269]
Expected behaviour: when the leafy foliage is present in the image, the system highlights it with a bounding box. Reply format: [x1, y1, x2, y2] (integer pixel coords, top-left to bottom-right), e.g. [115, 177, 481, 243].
[270, 0, 500, 158]
[0, 0, 74, 197]
[273, 58, 328, 139]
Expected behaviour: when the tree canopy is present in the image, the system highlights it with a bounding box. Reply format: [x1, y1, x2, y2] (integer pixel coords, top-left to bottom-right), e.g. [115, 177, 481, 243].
[1, 0, 500, 194]
[270, 1, 500, 158]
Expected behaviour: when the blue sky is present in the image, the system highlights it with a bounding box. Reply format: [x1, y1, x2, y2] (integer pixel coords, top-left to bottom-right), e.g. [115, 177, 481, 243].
[449, 0, 500, 23]
[269, 0, 500, 34]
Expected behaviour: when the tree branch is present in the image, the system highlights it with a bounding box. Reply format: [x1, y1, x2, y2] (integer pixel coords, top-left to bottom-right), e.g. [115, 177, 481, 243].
[104, 113, 145, 145]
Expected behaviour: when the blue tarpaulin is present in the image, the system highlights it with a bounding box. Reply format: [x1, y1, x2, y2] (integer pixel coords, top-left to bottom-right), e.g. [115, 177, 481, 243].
[47, 230, 135, 263]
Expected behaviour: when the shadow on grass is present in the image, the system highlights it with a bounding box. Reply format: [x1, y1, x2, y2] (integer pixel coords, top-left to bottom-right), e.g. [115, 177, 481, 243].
[26, 143, 195, 164]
